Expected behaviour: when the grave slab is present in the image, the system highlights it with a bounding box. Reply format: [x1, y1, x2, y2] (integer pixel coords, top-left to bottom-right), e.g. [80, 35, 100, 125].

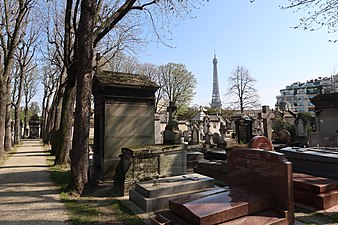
[129, 173, 219, 213]
[293, 173, 338, 210]
[169, 188, 274, 225]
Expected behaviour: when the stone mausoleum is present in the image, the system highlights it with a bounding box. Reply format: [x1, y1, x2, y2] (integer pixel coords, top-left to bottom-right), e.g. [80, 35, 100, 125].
[92, 71, 158, 179]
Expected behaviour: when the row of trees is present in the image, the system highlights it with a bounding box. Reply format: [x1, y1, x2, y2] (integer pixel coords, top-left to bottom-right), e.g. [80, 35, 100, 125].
[0, 0, 333, 196]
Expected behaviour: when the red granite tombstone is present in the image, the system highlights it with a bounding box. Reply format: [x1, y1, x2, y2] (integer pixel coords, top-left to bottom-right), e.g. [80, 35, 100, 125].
[153, 149, 294, 225]
[247, 136, 273, 151]
[227, 149, 294, 224]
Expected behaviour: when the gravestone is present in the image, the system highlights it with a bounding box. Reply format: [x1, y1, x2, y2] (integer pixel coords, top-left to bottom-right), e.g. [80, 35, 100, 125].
[153, 149, 294, 225]
[276, 129, 291, 145]
[217, 122, 227, 148]
[92, 71, 158, 179]
[235, 117, 253, 144]
[248, 136, 273, 151]
[189, 123, 200, 145]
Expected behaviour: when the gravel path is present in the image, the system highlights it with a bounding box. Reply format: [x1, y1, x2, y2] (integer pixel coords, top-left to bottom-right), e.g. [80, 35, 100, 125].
[0, 139, 70, 225]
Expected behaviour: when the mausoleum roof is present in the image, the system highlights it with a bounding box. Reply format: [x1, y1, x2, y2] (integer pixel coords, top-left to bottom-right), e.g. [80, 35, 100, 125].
[95, 70, 159, 89]
[310, 92, 338, 110]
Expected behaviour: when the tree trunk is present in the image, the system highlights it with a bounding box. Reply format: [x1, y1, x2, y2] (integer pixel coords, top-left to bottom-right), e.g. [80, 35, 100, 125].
[24, 102, 29, 138]
[55, 80, 75, 165]
[69, 0, 95, 195]
[14, 107, 21, 145]
[0, 79, 6, 157]
[5, 77, 12, 150]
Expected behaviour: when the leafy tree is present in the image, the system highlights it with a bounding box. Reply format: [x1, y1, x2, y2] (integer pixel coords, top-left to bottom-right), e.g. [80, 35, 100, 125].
[177, 105, 199, 121]
[226, 65, 260, 113]
[159, 62, 197, 111]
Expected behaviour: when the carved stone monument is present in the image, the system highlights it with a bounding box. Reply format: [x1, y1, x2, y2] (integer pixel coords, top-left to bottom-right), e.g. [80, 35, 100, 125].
[163, 101, 182, 144]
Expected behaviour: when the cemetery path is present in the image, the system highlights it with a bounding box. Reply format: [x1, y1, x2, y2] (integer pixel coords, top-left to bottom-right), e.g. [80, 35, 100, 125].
[0, 139, 70, 225]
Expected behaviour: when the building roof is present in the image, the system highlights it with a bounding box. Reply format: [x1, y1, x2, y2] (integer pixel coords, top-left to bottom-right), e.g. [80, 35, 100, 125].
[95, 70, 158, 89]
[310, 93, 338, 110]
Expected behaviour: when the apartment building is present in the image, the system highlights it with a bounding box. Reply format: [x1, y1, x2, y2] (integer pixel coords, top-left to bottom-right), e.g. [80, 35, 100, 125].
[276, 75, 338, 113]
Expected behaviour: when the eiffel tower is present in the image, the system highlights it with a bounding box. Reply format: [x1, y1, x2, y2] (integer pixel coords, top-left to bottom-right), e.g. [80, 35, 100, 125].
[210, 53, 222, 108]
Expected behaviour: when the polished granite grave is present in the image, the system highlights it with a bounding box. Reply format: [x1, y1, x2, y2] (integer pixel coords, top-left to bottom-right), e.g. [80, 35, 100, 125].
[293, 172, 338, 210]
[151, 149, 294, 225]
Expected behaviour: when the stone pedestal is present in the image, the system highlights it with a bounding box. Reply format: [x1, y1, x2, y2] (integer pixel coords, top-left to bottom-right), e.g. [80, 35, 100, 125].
[113, 144, 187, 195]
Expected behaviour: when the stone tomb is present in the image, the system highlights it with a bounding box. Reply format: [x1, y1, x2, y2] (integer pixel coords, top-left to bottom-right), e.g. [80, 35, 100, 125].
[130, 173, 219, 213]
[152, 149, 294, 225]
[113, 145, 187, 195]
[278, 146, 338, 209]
[92, 71, 158, 180]
[293, 173, 338, 210]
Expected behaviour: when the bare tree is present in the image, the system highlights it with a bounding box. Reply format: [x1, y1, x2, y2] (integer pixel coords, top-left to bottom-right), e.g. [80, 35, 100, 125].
[68, 0, 205, 195]
[23, 66, 39, 138]
[281, 1, 338, 36]
[0, 0, 34, 155]
[159, 62, 197, 111]
[107, 53, 164, 113]
[226, 65, 260, 113]
[11, 28, 38, 145]
[40, 65, 59, 143]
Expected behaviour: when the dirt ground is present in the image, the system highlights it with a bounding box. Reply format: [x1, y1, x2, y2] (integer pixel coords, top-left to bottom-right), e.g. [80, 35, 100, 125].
[0, 139, 70, 225]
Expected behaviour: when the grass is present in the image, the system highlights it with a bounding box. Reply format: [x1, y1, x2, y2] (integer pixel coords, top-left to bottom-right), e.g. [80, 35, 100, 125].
[0, 146, 17, 165]
[294, 206, 338, 224]
[46, 154, 144, 225]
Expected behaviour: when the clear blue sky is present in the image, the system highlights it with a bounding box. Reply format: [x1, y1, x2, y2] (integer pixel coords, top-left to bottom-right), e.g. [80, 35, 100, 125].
[138, 1, 338, 108]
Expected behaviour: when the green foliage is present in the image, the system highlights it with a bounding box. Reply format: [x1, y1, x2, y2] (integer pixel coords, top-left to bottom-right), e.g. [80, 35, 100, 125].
[272, 117, 296, 139]
[177, 105, 199, 121]
[159, 62, 197, 111]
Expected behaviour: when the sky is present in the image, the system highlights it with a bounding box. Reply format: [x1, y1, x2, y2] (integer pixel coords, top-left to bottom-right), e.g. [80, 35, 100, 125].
[137, 1, 338, 108]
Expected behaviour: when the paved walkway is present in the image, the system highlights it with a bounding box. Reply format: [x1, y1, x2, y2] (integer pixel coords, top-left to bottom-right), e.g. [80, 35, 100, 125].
[0, 139, 70, 225]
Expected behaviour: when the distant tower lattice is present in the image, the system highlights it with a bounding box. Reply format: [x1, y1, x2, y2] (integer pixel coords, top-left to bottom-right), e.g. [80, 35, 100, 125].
[211, 54, 222, 108]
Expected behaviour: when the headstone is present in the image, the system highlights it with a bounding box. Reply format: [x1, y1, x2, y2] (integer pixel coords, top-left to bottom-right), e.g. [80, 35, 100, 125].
[247, 136, 273, 151]
[189, 123, 200, 145]
[217, 122, 227, 148]
[235, 118, 253, 144]
[276, 129, 291, 145]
